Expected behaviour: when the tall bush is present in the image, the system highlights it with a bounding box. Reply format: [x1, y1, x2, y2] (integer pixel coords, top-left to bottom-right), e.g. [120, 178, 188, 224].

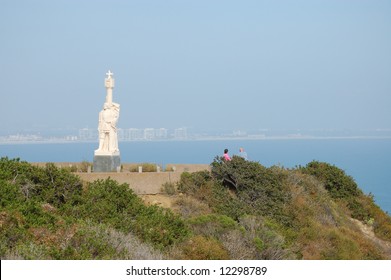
[300, 161, 362, 199]
[211, 156, 291, 224]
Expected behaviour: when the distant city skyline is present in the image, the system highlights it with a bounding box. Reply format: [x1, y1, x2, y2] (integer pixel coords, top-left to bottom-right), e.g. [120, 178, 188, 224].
[1, 1, 390, 133]
[2, 126, 391, 144]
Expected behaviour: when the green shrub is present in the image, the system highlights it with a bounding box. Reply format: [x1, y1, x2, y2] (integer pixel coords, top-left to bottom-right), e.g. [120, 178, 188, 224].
[162, 182, 176, 195]
[59, 224, 119, 260]
[211, 156, 291, 224]
[321, 230, 363, 260]
[19, 201, 59, 228]
[1, 158, 190, 256]
[133, 205, 189, 249]
[0, 158, 83, 207]
[177, 170, 246, 220]
[0, 181, 25, 208]
[301, 161, 362, 199]
[299, 161, 390, 234]
[187, 214, 239, 237]
[178, 158, 293, 224]
[65, 178, 189, 249]
[177, 171, 212, 195]
[0, 157, 35, 182]
[189, 214, 237, 228]
[80, 161, 92, 173]
[129, 163, 157, 172]
[66, 179, 143, 230]
[179, 235, 229, 260]
[0, 209, 33, 258]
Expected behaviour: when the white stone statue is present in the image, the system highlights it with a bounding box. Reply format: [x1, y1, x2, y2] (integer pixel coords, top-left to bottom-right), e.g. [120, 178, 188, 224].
[94, 71, 120, 156]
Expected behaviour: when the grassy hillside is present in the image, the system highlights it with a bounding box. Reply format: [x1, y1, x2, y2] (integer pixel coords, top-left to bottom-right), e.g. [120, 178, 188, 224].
[1, 157, 390, 259]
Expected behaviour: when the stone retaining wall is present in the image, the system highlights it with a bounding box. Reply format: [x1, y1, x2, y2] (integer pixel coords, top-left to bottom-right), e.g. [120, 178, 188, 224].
[31, 162, 210, 194]
[32, 162, 211, 173]
[76, 172, 182, 194]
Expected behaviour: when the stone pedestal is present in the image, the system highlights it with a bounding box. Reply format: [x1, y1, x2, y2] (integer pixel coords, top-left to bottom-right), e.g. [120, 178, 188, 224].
[93, 155, 121, 172]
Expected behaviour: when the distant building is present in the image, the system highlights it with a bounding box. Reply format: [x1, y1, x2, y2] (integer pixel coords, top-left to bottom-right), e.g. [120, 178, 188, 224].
[174, 127, 187, 139]
[233, 130, 247, 137]
[89, 127, 187, 141]
[79, 128, 97, 141]
[125, 128, 143, 141]
[155, 128, 168, 139]
[144, 128, 155, 140]
[65, 135, 78, 141]
[117, 128, 125, 141]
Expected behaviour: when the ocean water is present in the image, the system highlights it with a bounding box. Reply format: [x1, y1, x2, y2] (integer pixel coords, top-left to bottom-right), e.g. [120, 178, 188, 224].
[1, 139, 390, 214]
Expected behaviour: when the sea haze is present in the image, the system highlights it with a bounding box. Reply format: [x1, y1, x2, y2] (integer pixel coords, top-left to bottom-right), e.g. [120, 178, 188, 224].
[1, 139, 390, 214]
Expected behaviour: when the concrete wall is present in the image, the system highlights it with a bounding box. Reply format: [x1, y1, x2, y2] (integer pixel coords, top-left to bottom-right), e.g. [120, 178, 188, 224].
[32, 162, 85, 169]
[32, 162, 211, 173]
[120, 163, 211, 173]
[31, 162, 210, 194]
[165, 164, 211, 173]
[76, 172, 182, 194]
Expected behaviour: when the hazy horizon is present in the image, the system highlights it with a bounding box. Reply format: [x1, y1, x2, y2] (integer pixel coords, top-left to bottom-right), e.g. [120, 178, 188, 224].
[1, 0, 390, 133]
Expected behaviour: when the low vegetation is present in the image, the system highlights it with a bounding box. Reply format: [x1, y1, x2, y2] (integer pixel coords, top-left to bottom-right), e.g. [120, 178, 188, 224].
[0, 157, 187, 259]
[1, 156, 390, 260]
[175, 156, 391, 259]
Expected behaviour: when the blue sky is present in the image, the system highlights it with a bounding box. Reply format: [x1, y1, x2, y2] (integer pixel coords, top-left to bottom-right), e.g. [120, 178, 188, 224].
[1, 0, 390, 133]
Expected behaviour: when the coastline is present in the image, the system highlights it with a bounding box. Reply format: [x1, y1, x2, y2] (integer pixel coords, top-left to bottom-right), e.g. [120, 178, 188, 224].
[1, 135, 391, 145]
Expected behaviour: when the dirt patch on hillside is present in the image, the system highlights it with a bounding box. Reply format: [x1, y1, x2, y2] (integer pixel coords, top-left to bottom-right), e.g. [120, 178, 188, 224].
[351, 218, 391, 257]
[140, 194, 178, 209]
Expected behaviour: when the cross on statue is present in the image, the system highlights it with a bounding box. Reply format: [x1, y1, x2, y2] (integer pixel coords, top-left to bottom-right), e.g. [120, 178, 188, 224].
[106, 70, 113, 79]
